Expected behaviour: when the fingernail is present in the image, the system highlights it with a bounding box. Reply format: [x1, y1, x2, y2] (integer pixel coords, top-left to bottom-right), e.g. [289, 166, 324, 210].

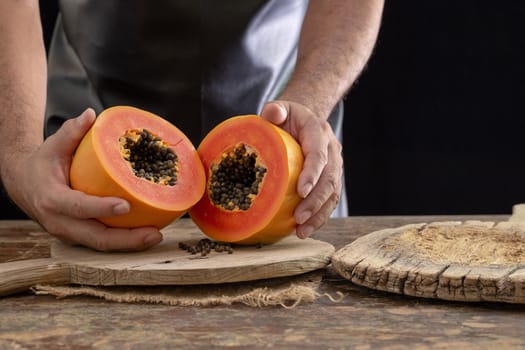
[297, 210, 311, 225]
[298, 225, 314, 239]
[276, 102, 287, 117]
[113, 202, 130, 215]
[77, 110, 88, 124]
[77, 108, 95, 125]
[301, 183, 313, 198]
[144, 233, 162, 247]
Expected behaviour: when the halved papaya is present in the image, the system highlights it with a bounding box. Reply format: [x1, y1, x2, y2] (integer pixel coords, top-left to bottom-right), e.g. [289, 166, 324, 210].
[70, 106, 206, 229]
[189, 115, 304, 245]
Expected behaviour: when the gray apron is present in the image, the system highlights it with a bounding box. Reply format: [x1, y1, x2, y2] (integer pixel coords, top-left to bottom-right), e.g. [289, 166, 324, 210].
[46, 0, 348, 217]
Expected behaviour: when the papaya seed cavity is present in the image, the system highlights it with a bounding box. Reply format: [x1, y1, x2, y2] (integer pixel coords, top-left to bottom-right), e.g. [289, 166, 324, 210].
[209, 143, 267, 211]
[119, 129, 178, 186]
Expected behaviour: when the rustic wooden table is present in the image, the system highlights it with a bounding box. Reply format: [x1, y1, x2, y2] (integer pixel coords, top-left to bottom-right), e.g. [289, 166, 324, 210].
[1, 215, 525, 349]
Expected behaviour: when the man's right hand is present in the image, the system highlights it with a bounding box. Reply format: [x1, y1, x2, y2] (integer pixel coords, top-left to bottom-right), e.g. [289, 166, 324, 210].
[2, 109, 163, 251]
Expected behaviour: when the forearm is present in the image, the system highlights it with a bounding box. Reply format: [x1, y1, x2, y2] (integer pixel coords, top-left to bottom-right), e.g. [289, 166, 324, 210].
[0, 0, 47, 183]
[279, 0, 384, 120]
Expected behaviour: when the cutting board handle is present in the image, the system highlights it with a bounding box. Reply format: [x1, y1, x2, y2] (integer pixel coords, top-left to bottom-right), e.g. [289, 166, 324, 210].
[510, 204, 525, 222]
[0, 258, 70, 297]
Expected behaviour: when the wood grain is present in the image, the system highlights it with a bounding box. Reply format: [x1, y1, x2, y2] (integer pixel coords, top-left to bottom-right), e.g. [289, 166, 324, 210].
[332, 220, 525, 303]
[4, 216, 525, 350]
[0, 220, 50, 262]
[0, 221, 334, 296]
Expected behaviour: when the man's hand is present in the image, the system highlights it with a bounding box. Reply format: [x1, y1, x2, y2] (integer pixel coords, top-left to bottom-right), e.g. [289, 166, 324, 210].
[258, 0, 383, 237]
[0, 3, 161, 251]
[3, 109, 163, 251]
[261, 101, 343, 239]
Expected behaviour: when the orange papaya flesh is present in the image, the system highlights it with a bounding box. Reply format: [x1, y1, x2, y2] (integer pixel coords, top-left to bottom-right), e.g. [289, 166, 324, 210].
[70, 106, 206, 229]
[189, 115, 304, 245]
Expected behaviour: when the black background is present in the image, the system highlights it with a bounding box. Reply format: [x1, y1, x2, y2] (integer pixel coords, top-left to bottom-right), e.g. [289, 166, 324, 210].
[2, 1, 525, 219]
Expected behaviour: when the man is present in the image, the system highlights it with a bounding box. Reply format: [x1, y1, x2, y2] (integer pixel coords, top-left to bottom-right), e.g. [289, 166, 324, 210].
[0, 0, 383, 251]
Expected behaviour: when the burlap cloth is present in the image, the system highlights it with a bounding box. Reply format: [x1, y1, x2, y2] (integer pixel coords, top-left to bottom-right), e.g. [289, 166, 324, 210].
[33, 270, 342, 308]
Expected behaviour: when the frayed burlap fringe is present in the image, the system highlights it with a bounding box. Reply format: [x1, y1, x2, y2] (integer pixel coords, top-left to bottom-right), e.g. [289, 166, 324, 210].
[33, 271, 342, 308]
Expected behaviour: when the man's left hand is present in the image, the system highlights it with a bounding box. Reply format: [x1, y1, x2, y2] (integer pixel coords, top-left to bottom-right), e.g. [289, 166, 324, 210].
[261, 100, 343, 239]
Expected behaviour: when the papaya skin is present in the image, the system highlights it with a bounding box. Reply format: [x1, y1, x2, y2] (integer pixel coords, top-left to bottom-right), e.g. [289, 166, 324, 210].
[70, 106, 206, 229]
[189, 115, 304, 245]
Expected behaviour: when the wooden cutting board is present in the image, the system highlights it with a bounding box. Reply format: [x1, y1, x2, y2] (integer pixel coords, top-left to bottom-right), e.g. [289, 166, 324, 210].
[332, 208, 525, 304]
[0, 222, 334, 296]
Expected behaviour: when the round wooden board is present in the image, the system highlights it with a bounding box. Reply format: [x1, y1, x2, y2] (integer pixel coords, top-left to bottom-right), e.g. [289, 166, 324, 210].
[332, 219, 525, 304]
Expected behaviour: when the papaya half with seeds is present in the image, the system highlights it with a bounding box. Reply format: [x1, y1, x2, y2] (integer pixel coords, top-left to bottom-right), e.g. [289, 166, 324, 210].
[189, 115, 304, 245]
[70, 106, 206, 229]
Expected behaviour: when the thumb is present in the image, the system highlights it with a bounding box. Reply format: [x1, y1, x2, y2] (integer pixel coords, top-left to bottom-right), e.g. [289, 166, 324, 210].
[260, 101, 289, 125]
[44, 108, 97, 157]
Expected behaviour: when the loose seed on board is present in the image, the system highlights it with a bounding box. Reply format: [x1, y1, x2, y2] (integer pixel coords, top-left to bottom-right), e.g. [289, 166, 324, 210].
[178, 239, 234, 256]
